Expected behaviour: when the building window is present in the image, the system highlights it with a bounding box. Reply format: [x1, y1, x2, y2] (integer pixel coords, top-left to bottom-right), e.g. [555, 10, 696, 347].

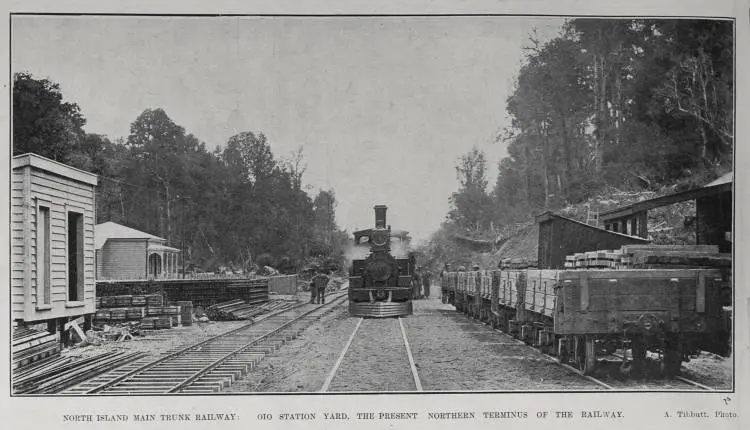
[37, 206, 51, 306]
[67, 211, 84, 301]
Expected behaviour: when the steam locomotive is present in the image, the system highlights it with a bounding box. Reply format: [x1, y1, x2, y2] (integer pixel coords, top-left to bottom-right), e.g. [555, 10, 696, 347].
[348, 205, 415, 318]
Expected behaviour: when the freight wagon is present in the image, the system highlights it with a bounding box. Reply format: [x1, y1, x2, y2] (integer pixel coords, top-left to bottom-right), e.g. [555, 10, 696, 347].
[443, 245, 731, 376]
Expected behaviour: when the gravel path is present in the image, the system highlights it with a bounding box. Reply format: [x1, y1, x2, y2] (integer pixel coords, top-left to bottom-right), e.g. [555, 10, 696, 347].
[403, 298, 603, 391]
[168, 292, 732, 393]
[225, 305, 357, 392]
[326, 318, 416, 392]
[227, 297, 601, 392]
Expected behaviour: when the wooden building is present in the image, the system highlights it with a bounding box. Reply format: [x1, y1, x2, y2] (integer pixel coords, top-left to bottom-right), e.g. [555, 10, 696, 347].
[535, 211, 649, 269]
[493, 212, 649, 270]
[600, 172, 732, 252]
[11, 154, 98, 330]
[95, 221, 181, 280]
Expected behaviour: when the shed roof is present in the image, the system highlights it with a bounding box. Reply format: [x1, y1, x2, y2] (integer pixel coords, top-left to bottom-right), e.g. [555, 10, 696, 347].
[95, 221, 166, 250]
[12, 153, 98, 186]
[536, 210, 649, 241]
[600, 172, 733, 222]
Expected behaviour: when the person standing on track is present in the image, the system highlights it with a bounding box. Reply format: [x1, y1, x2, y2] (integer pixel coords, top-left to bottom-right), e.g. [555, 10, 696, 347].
[313, 268, 330, 304]
[440, 263, 451, 302]
[308, 267, 318, 304]
[422, 269, 432, 299]
[412, 267, 422, 300]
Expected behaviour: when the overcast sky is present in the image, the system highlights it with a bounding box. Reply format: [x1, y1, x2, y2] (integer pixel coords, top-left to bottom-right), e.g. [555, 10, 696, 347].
[12, 16, 564, 242]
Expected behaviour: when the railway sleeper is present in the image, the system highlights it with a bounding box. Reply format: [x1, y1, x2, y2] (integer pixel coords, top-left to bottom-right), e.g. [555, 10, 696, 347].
[181, 381, 226, 391]
[179, 387, 220, 394]
[190, 376, 234, 388]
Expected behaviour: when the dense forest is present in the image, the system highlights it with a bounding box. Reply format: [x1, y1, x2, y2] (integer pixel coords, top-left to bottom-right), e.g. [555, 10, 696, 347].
[12, 72, 349, 273]
[13, 18, 733, 274]
[445, 18, 732, 239]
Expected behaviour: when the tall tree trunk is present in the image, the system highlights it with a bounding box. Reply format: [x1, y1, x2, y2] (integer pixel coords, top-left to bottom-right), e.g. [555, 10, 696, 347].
[163, 181, 172, 244]
[597, 54, 607, 173]
[559, 113, 572, 195]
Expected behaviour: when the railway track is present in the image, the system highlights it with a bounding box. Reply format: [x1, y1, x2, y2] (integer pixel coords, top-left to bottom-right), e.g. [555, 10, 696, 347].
[60, 292, 348, 395]
[321, 317, 422, 392]
[453, 309, 720, 391]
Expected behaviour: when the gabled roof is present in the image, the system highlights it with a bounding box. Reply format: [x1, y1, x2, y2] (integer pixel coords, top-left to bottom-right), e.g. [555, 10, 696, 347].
[95, 221, 165, 249]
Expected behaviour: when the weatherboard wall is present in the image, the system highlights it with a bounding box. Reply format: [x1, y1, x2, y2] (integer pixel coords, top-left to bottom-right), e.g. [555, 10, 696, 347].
[11, 154, 98, 323]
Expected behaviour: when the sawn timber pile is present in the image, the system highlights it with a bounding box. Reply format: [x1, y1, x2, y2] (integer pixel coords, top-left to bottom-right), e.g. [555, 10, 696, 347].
[205, 299, 295, 321]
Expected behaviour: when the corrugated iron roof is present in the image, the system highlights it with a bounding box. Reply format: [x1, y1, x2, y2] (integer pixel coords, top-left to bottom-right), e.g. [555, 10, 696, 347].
[95, 221, 165, 249]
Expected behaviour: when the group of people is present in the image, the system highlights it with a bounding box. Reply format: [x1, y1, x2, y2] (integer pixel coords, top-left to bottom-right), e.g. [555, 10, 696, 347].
[307, 267, 330, 305]
[411, 267, 432, 299]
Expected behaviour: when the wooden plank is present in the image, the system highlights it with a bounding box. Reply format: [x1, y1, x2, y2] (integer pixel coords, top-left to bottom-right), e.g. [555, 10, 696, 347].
[561, 268, 721, 280]
[621, 244, 720, 253]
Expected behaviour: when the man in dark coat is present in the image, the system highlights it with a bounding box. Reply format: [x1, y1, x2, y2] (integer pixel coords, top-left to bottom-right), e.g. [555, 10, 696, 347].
[312, 269, 330, 304]
[422, 269, 432, 299]
[308, 267, 318, 304]
[412, 268, 422, 300]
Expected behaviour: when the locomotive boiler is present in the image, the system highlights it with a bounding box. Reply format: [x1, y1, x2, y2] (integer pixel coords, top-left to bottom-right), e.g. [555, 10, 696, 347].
[348, 205, 415, 318]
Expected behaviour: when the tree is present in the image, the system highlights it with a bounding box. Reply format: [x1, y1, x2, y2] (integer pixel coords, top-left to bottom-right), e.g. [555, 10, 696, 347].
[225, 131, 275, 184]
[124, 108, 194, 244]
[448, 148, 495, 233]
[12, 72, 86, 160]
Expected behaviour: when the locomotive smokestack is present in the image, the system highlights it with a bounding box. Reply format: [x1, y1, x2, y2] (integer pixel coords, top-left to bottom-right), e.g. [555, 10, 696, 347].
[374, 205, 387, 229]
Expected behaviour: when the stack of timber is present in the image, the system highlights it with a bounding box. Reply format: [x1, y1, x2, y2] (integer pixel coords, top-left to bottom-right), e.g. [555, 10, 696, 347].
[205, 299, 294, 321]
[95, 294, 162, 323]
[97, 277, 271, 309]
[144, 305, 182, 327]
[565, 245, 730, 270]
[12, 351, 146, 394]
[95, 294, 187, 329]
[13, 328, 61, 372]
[500, 258, 537, 269]
[620, 244, 730, 269]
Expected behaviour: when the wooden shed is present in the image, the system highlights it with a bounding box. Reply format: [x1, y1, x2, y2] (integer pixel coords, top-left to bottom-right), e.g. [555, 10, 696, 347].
[95, 221, 181, 280]
[535, 211, 650, 269]
[600, 172, 732, 252]
[11, 154, 98, 329]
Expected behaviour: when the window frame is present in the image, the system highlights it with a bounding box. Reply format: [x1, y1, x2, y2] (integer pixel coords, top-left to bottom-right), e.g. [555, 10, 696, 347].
[34, 198, 53, 310]
[65, 205, 86, 305]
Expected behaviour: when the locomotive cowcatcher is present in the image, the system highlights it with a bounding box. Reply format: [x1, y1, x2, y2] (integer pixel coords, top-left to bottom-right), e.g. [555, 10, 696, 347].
[348, 205, 415, 318]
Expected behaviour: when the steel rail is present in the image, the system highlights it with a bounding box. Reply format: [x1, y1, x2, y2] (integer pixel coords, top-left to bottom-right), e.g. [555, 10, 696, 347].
[398, 317, 422, 391]
[84, 297, 333, 394]
[674, 376, 715, 391]
[320, 317, 364, 392]
[169, 293, 349, 393]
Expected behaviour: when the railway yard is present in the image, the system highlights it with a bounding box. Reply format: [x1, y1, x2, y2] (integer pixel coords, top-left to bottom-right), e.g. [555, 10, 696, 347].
[14, 286, 731, 395]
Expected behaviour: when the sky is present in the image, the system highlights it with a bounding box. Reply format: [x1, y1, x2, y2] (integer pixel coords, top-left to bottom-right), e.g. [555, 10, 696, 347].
[12, 16, 564, 242]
